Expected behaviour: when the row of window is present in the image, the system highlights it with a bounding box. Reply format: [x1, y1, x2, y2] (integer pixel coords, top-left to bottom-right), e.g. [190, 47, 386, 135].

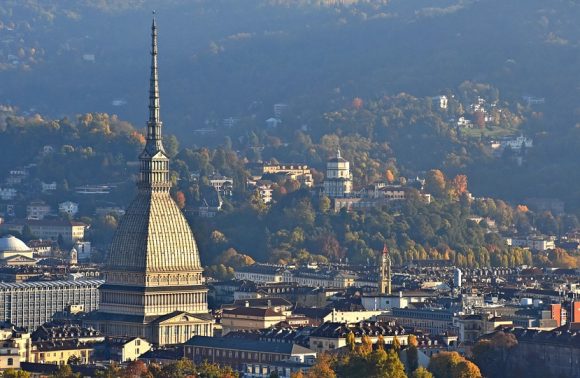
[193, 347, 283, 362]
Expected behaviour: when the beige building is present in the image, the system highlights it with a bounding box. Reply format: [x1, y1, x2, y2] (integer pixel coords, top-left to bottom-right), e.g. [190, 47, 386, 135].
[456, 314, 513, 343]
[262, 164, 314, 187]
[321, 309, 384, 324]
[102, 337, 151, 362]
[221, 307, 286, 335]
[379, 308, 455, 336]
[85, 19, 212, 346]
[0, 346, 19, 371]
[309, 321, 409, 353]
[26, 201, 51, 220]
[0, 325, 29, 371]
[2, 219, 86, 244]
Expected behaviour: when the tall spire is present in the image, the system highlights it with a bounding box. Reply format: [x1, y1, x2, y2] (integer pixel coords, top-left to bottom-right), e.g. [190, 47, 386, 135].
[146, 12, 164, 154]
[139, 14, 170, 191]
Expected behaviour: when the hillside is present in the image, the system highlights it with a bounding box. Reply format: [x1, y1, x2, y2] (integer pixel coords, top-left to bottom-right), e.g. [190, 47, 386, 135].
[1, 0, 580, 209]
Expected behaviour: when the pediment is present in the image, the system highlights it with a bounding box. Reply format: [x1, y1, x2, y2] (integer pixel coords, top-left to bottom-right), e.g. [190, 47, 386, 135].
[4, 254, 36, 262]
[151, 150, 168, 160]
[154, 312, 210, 325]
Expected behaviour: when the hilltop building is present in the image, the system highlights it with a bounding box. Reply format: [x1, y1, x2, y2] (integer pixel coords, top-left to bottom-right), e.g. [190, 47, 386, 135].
[26, 201, 51, 220]
[323, 150, 353, 198]
[1, 219, 86, 244]
[85, 18, 212, 345]
[262, 164, 314, 188]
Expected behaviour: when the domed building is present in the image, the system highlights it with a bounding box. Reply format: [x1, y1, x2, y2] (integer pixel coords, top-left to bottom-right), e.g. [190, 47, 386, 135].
[86, 18, 212, 345]
[0, 235, 35, 265]
[323, 149, 353, 198]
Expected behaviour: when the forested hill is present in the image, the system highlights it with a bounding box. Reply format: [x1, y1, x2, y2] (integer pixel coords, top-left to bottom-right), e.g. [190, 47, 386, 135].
[2, 0, 580, 210]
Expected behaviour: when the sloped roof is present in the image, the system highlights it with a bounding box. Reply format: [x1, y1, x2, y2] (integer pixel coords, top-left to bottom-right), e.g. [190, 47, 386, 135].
[106, 191, 202, 273]
[185, 336, 315, 355]
[222, 307, 284, 318]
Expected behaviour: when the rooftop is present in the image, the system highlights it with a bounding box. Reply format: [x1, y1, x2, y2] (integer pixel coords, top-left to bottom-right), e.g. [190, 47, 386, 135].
[185, 336, 315, 355]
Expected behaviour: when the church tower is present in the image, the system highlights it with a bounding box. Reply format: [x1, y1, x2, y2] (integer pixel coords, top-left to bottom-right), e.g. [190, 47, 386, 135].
[87, 17, 213, 345]
[378, 244, 392, 295]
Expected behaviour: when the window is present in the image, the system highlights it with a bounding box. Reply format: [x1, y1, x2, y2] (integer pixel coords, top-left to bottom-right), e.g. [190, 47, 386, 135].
[7, 358, 13, 366]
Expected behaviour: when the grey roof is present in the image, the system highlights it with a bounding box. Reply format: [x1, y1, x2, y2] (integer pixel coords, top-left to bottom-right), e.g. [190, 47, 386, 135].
[222, 307, 284, 318]
[310, 321, 407, 338]
[0, 279, 103, 291]
[230, 297, 293, 308]
[236, 264, 286, 275]
[185, 336, 315, 355]
[293, 307, 333, 320]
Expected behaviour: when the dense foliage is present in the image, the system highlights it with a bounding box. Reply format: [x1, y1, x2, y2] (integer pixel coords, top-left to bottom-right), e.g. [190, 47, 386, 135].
[195, 177, 580, 275]
[93, 359, 237, 378]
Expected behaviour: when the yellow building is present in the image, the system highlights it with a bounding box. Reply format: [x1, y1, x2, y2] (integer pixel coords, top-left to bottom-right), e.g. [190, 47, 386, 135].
[102, 336, 151, 362]
[0, 323, 31, 370]
[262, 164, 314, 187]
[221, 307, 286, 335]
[309, 321, 409, 353]
[32, 341, 93, 365]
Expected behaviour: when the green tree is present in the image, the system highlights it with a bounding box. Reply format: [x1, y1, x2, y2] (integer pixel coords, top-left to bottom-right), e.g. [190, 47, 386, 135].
[67, 355, 82, 365]
[319, 195, 331, 213]
[21, 224, 35, 242]
[196, 360, 238, 378]
[406, 341, 419, 372]
[392, 335, 401, 351]
[158, 358, 196, 378]
[425, 169, 446, 198]
[3, 369, 31, 378]
[376, 334, 385, 350]
[95, 363, 122, 378]
[51, 365, 81, 378]
[163, 134, 180, 158]
[411, 367, 433, 378]
[346, 331, 355, 352]
[429, 352, 462, 378]
[306, 353, 336, 378]
[451, 360, 481, 378]
[382, 348, 407, 378]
